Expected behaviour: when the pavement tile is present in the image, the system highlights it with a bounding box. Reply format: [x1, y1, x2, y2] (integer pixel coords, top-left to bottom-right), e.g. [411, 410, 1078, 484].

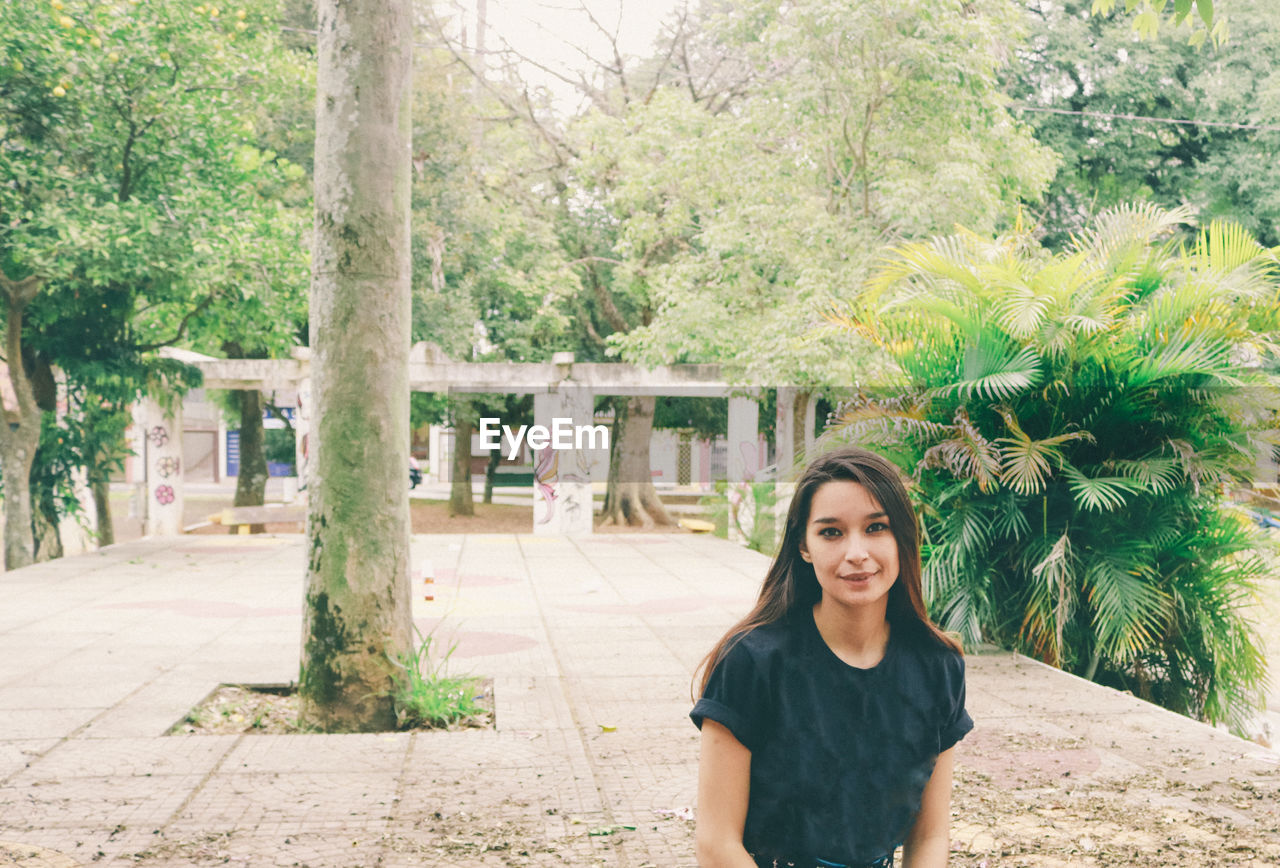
[0, 740, 60, 781]
[19, 735, 238, 781]
[0, 708, 106, 740]
[0, 773, 206, 830]
[166, 771, 401, 831]
[220, 732, 411, 774]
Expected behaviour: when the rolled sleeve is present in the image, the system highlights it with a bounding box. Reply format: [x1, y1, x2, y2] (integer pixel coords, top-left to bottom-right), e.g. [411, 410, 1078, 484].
[690, 637, 770, 752]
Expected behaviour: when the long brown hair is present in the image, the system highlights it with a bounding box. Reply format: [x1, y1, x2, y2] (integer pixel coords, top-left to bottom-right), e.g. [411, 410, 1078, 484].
[694, 446, 961, 697]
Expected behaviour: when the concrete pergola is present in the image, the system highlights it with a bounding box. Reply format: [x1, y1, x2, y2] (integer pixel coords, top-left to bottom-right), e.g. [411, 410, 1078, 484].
[137, 345, 816, 536]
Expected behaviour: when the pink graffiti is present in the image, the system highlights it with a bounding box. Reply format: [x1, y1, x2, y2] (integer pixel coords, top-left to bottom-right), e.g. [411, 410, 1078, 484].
[533, 448, 557, 525]
[147, 426, 170, 447]
[154, 485, 175, 505]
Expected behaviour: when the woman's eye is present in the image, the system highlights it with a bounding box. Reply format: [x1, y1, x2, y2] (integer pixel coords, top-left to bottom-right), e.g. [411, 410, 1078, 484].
[818, 527, 842, 538]
[867, 522, 891, 533]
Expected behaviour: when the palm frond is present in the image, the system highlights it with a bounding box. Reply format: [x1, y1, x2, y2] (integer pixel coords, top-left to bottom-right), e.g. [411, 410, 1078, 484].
[867, 235, 986, 302]
[918, 409, 1002, 492]
[1085, 555, 1169, 660]
[995, 408, 1094, 495]
[1190, 219, 1273, 277]
[1108, 456, 1182, 495]
[933, 342, 1042, 402]
[1060, 463, 1146, 512]
[1127, 333, 1238, 388]
[1023, 531, 1076, 665]
[1076, 203, 1195, 263]
[989, 489, 1031, 541]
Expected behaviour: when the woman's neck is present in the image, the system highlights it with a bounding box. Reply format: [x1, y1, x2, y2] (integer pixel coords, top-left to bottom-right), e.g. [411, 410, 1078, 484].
[812, 599, 891, 668]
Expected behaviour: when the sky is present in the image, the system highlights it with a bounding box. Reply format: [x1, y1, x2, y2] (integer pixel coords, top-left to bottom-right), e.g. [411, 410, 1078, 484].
[452, 0, 688, 111]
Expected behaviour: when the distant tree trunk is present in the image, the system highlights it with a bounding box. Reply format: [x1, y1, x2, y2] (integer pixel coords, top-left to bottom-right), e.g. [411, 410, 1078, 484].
[91, 476, 114, 547]
[233, 388, 269, 533]
[0, 274, 44, 570]
[482, 447, 500, 504]
[299, 0, 414, 733]
[31, 489, 63, 563]
[450, 411, 475, 516]
[599, 396, 673, 528]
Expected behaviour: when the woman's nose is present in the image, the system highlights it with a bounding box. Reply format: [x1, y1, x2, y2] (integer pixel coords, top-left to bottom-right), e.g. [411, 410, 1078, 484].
[843, 536, 870, 563]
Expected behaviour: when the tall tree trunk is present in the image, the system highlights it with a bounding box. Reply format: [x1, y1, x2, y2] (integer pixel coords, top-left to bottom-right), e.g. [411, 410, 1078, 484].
[300, 0, 414, 733]
[482, 447, 500, 504]
[233, 388, 269, 533]
[91, 476, 114, 547]
[449, 411, 475, 516]
[600, 395, 673, 528]
[0, 275, 44, 570]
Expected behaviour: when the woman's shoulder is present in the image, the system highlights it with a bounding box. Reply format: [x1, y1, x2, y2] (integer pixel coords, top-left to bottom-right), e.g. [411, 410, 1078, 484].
[894, 622, 966, 679]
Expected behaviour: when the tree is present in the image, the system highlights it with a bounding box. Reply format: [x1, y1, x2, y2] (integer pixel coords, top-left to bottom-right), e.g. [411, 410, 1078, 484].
[826, 205, 1272, 730]
[0, 0, 304, 565]
[298, 0, 414, 732]
[1006, 0, 1279, 249]
[609, 0, 1058, 391]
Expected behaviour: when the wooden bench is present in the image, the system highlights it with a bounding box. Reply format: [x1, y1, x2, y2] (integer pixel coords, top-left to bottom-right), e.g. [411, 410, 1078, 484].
[212, 505, 307, 534]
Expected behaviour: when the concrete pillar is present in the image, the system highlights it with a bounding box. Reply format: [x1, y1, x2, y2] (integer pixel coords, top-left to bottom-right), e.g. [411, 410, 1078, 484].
[727, 396, 760, 545]
[139, 396, 184, 536]
[775, 387, 797, 480]
[295, 375, 312, 495]
[53, 371, 97, 554]
[727, 396, 760, 483]
[802, 392, 817, 454]
[530, 385, 600, 536]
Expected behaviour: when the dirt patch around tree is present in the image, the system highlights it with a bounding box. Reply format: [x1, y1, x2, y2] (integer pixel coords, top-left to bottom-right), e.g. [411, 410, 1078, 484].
[170, 681, 494, 735]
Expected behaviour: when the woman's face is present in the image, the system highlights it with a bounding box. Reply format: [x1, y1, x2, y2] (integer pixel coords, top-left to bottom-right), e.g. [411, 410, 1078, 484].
[799, 480, 899, 614]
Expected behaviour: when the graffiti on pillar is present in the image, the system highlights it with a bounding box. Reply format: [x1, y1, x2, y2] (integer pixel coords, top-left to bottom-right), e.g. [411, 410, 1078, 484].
[728, 441, 766, 546]
[533, 448, 558, 524]
[147, 425, 170, 447]
[154, 485, 175, 505]
[560, 472, 588, 527]
[156, 456, 180, 478]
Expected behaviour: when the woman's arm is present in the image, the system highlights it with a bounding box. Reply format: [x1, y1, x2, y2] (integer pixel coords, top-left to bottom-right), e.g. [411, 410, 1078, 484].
[901, 746, 956, 867]
[694, 719, 758, 868]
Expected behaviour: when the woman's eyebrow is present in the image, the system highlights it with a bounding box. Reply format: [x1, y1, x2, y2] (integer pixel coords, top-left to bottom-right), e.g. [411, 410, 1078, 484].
[811, 511, 888, 524]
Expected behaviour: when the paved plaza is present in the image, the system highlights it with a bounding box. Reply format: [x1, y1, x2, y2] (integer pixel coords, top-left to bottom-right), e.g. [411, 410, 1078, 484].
[1, 533, 1278, 867]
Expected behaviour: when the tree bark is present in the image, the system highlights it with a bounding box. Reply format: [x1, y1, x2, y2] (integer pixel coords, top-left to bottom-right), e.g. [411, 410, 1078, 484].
[91, 476, 114, 547]
[482, 447, 500, 504]
[0, 275, 45, 570]
[449, 411, 475, 516]
[599, 395, 673, 528]
[31, 486, 63, 563]
[299, 0, 414, 733]
[233, 388, 269, 533]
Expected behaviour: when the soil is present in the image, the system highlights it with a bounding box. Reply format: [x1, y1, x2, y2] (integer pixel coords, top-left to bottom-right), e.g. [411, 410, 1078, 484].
[170, 682, 494, 735]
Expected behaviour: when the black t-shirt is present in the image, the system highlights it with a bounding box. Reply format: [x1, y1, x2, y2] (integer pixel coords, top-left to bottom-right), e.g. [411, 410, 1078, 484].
[690, 607, 973, 864]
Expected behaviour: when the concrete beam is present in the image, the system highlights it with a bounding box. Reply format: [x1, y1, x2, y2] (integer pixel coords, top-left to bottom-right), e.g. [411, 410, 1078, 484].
[407, 361, 746, 397]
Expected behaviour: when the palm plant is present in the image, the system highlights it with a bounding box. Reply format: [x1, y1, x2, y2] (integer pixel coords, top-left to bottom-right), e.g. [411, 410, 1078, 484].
[825, 205, 1275, 730]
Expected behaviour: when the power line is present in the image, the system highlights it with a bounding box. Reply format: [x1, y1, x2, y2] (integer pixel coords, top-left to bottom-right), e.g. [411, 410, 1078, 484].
[1012, 103, 1280, 134]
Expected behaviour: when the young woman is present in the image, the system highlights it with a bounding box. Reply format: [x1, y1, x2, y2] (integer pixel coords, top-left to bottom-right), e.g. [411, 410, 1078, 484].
[691, 447, 972, 868]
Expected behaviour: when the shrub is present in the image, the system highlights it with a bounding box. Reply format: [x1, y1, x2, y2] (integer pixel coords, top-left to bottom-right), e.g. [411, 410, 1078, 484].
[826, 205, 1273, 731]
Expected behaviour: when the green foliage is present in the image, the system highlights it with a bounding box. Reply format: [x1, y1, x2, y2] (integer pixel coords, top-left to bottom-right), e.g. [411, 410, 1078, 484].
[388, 624, 488, 730]
[264, 427, 295, 469]
[1, 0, 309, 551]
[1090, 0, 1227, 45]
[1005, 0, 1270, 249]
[701, 480, 779, 555]
[595, 0, 1057, 389]
[827, 206, 1272, 730]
